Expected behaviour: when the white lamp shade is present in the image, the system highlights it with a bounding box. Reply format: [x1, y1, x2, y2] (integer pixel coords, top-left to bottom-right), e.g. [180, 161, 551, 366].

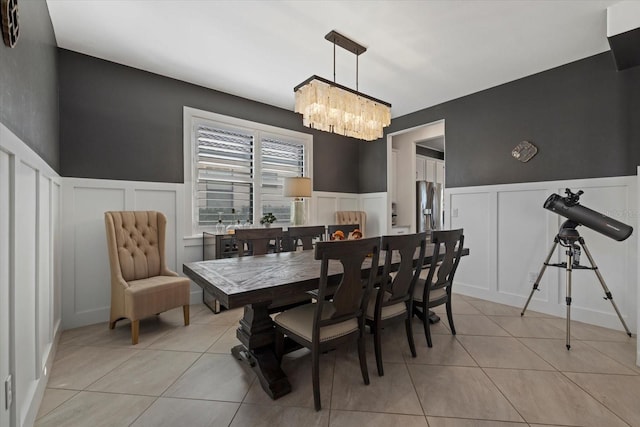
[283, 177, 312, 198]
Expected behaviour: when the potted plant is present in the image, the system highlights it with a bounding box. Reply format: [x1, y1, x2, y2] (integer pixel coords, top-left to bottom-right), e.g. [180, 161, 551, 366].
[259, 212, 276, 227]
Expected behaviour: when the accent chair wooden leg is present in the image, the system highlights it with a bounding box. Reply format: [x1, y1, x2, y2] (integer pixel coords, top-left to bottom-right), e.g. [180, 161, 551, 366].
[131, 320, 139, 345]
[109, 319, 116, 329]
[183, 305, 190, 326]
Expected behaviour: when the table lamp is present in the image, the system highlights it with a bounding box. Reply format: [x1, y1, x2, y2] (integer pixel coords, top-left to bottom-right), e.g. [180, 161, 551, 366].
[283, 177, 312, 226]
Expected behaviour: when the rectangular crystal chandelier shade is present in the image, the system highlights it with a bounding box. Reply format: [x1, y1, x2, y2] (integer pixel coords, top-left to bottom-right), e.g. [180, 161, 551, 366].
[294, 77, 391, 141]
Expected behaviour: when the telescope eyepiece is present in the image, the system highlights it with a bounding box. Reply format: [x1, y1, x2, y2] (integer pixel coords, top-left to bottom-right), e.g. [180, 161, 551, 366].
[563, 188, 583, 207]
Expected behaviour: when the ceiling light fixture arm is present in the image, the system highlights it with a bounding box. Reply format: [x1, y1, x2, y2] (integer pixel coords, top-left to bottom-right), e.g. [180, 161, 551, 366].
[325, 30, 366, 92]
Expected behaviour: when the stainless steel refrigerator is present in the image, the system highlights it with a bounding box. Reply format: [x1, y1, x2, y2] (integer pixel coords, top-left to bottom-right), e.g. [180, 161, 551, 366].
[416, 181, 443, 233]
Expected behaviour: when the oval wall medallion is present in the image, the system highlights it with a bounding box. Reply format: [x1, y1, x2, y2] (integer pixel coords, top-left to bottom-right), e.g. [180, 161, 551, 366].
[512, 140, 538, 163]
[1, 0, 19, 48]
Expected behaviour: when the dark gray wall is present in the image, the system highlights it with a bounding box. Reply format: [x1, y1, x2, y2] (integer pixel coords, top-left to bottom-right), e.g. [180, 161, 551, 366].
[0, 1, 59, 171]
[59, 49, 361, 192]
[361, 52, 640, 190]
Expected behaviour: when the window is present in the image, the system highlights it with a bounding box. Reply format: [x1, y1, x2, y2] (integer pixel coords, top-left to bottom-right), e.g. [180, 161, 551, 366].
[185, 108, 312, 233]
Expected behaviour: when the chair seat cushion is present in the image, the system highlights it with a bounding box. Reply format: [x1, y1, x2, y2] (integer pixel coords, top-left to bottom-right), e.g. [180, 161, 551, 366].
[124, 275, 190, 319]
[365, 289, 407, 320]
[413, 279, 447, 303]
[274, 303, 358, 342]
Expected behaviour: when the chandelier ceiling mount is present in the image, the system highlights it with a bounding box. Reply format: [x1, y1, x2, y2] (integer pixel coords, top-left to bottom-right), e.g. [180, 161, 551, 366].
[294, 30, 391, 142]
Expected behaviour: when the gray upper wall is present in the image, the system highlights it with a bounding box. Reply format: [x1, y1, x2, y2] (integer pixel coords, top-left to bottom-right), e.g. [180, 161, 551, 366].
[58, 49, 362, 193]
[361, 51, 640, 190]
[0, 0, 59, 171]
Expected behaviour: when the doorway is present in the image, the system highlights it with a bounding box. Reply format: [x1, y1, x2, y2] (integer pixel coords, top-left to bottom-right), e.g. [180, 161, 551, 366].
[386, 120, 445, 234]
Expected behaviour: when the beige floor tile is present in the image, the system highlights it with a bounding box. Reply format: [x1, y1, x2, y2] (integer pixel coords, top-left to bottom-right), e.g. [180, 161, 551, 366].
[243, 350, 335, 408]
[582, 340, 640, 373]
[541, 317, 634, 342]
[36, 389, 78, 419]
[158, 304, 209, 326]
[408, 365, 523, 422]
[131, 397, 239, 427]
[519, 338, 636, 374]
[457, 336, 554, 370]
[410, 315, 453, 336]
[34, 391, 154, 427]
[230, 403, 330, 426]
[332, 359, 423, 414]
[164, 353, 255, 401]
[205, 307, 245, 326]
[565, 372, 640, 426]
[431, 298, 483, 315]
[488, 315, 565, 339]
[405, 334, 477, 367]
[426, 418, 527, 427]
[206, 325, 242, 353]
[58, 318, 173, 348]
[86, 349, 200, 395]
[48, 345, 138, 390]
[147, 323, 228, 352]
[465, 300, 525, 316]
[447, 315, 509, 337]
[331, 410, 429, 427]
[485, 368, 628, 426]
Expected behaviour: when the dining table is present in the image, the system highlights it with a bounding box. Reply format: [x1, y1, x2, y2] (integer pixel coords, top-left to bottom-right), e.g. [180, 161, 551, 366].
[183, 243, 469, 399]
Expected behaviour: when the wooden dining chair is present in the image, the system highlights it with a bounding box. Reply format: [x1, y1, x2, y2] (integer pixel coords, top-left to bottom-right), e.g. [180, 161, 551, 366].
[274, 237, 381, 411]
[413, 229, 464, 347]
[366, 232, 427, 376]
[235, 227, 283, 256]
[285, 225, 325, 251]
[236, 227, 310, 313]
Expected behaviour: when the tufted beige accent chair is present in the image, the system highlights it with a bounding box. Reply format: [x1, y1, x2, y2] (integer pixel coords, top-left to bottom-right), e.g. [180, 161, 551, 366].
[335, 211, 367, 237]
[105, 211, 190, 344]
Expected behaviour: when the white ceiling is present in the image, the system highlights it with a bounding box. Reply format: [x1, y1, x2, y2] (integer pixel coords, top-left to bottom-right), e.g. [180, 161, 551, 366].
[46, 0, 617, 118]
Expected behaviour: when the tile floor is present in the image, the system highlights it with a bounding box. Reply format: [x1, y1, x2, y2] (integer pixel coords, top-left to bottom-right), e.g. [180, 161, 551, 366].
[35, 294, 639, 427]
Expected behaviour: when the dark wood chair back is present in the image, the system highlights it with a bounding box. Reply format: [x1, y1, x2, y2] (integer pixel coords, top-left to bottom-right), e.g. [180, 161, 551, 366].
[285, 225, 325, 251]
[314, 237, 380, 328]
[380, 232, 427, 307]
[425, 229, 465, 296]
[235, 227, 283, 256]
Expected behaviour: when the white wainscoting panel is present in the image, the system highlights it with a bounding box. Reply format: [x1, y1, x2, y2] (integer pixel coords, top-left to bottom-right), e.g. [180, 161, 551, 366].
[449, 191, 492, 292]
[61, 179, 189, 329]
[312, 191, 387, 238]
[15, 160, 38, 425]
[359, 192, 387, 238]
[447, 176, 637, 333]
[313, 192, 359, 226]
[1, 122, 61, 427]
[0, 150, 11, 427]
[134, 189, 181, 272]
[497, 189, 552, 302]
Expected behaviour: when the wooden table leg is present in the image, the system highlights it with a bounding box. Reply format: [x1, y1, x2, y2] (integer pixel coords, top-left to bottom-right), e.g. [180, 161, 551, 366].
[232, 301, 291, 399]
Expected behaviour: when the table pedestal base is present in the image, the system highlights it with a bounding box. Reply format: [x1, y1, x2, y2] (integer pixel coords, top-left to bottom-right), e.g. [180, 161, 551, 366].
[231, 344, 291, 399]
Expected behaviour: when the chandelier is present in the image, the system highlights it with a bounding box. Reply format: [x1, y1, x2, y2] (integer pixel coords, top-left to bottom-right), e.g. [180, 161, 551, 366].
[294, 31, 391, 142]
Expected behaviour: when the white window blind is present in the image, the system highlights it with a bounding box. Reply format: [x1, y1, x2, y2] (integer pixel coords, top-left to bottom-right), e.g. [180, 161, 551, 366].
[195, 125, 254, 226]
[259, 136, 305, 225]
[194, 123, 307, 228]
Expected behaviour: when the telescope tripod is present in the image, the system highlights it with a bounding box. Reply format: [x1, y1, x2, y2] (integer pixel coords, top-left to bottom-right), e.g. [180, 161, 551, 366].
[521, 222, 632, 349]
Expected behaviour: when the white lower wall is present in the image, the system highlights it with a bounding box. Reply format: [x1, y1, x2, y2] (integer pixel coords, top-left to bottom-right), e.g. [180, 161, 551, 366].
[313, 191, 388, 238]
[1, 123, 61, 427]
[447, 175, 638, 334]
[60, 178, 189, 329]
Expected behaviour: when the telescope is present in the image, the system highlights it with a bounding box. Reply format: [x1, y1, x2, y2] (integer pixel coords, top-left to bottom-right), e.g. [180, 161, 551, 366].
[544, 189, 633, 241]
[523, 188, 633, 350]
